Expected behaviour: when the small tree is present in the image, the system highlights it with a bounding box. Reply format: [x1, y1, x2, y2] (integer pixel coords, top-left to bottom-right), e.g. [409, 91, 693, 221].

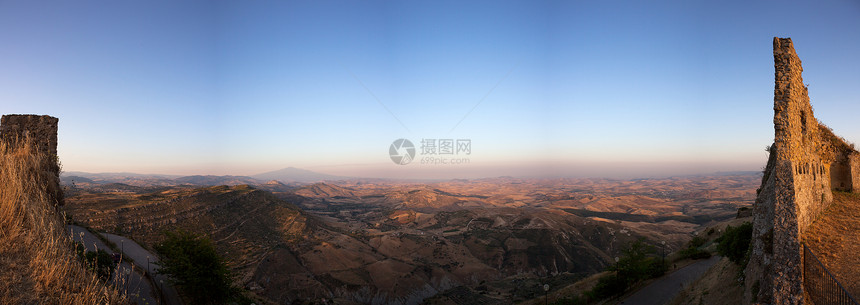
[716, 222, 752, 265]
[155, 230, 232, 304]
[613, 239, 665, 284]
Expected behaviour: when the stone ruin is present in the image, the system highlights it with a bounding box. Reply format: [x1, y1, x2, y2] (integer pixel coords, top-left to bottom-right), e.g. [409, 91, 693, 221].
[0, 114, 59, 156]
[0, 114, 63, 205]
[744, 38, 860, 304]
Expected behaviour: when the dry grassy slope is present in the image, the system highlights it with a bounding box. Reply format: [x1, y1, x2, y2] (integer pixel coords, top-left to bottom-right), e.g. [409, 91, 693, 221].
[803, 191, 860, 297]
[0, 140, 125, 304]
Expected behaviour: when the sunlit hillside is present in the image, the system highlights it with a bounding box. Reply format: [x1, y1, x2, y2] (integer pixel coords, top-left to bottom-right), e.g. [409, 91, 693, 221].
[0, 139, 125, 304]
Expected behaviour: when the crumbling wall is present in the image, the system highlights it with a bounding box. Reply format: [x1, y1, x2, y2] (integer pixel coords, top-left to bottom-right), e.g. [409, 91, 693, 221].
[0, 114, 59, 156]
[745, 37, 860, 305]
[0, 114, 62, 205]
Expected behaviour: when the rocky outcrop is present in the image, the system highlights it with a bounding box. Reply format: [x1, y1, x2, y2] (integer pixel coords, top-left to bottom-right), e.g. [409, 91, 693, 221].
[745, 38, 859, 305]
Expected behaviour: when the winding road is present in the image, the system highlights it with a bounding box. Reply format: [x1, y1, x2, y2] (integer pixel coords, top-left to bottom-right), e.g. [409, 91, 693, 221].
[102, 233, 183, 305]
[67, 225, 158, 305]
[618, 255, 721, 305]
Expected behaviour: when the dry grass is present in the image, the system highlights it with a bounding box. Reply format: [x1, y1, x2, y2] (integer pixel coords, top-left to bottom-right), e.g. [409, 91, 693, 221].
[0, 138, 127, 304]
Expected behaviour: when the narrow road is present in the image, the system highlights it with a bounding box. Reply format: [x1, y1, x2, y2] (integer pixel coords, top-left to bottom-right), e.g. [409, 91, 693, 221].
[618, 255, 721, 305]
[67, 225, 157, 305]
[103, 233, 183, 305]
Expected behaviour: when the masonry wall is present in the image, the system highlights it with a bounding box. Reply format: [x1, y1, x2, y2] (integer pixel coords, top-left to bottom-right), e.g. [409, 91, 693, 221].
[0, 114, 62, 205]
[743, 37, 860, 305]
[0, 114, 59, 156]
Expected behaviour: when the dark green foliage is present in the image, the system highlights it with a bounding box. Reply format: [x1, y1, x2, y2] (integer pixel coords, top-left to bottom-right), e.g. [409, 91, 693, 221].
[612, 239, 666, 283]
[581, 239, 668, 302]
[678, 236, 712, 260]
[585, 274, 627, 300]
[690, 236, 707, 248]
[155, 230, 233, 305]
[716, 222, 752, 265]
[73, 241, 116, 281]
[549, 296, 586, 305]
[679, 247, 712, 260]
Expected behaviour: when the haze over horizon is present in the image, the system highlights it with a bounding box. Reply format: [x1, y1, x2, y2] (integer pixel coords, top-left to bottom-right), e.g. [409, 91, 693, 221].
[2, 1, 860, 179]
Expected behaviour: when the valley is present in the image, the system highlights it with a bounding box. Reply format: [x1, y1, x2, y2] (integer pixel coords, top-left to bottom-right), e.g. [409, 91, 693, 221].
[61, 172, 759, 304]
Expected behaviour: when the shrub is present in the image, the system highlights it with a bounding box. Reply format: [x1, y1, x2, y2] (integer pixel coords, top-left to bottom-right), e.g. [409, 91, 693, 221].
[690, 236, 707, 248]
[678, 235, 712, 260]
[679, 246, 712, 260]
[73, 242, 116, 281]
[613, 239, 666, 283]
[585, 274, 627, 300]
[716, 222, 752, 265]
[550, 296, 586, 305]
[155, 230, 233, 304]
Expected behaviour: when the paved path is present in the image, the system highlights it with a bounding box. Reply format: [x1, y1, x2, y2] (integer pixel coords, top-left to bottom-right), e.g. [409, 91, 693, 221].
[103, 233, 183, 305]
[618, 256, 721, 305]
[67, 225, 157, 305]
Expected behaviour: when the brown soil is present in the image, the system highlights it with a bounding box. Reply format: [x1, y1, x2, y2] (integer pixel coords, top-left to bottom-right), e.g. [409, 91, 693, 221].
[803, 191, 860, 297]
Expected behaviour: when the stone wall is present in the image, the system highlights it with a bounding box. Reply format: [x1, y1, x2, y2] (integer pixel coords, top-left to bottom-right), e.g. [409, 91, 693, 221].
[0, 114, 62, 205]
[0, 114, 59, 156]
[745, 38, 860, 305]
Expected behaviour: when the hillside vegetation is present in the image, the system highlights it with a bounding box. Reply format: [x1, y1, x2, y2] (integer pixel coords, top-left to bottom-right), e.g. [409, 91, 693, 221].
[0, 139, 125, 304]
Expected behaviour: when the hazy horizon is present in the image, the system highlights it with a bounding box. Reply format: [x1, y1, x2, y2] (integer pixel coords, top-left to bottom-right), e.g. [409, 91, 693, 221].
[3, 1, 860, 179]
[63, 161, 763, 181]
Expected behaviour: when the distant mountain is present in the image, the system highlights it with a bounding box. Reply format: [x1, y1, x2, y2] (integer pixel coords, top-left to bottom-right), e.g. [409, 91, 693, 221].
[62, 171, 180, 180]
[61, 171, 178, 187]
[174, 175, 262, 186]
[252, 167, 348, 183]
[61, 172, 263, 187]
[61, 175, 97, 185]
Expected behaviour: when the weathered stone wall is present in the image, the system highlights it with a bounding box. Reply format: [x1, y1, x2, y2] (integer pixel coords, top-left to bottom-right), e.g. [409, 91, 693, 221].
[745, 37, 860, 305]
[0, 114, 59, 156]
[0, 114, 62, 205]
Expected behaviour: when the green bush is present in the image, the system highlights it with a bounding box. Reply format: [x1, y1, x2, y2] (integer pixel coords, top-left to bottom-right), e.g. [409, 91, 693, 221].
[550, 296, 586, 305]
[716, 222, 752, 265]
[585, 274, 627, 300]
[689, 236, 707, 248]
[155, 230, 233, 304]
[679, 247, 712, 260]
[613, 239, 666, 283]
[678, 236, 712, 260]
[584, 239, 668, 301]
[73, 241, 116, 281]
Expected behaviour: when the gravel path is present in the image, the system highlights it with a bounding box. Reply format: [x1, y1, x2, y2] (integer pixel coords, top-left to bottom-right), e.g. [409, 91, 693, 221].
[618, 255, 721, 305]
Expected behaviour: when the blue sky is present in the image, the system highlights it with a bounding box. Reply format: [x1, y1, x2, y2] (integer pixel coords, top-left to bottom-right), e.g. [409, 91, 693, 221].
[1, 0, 859, 179]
